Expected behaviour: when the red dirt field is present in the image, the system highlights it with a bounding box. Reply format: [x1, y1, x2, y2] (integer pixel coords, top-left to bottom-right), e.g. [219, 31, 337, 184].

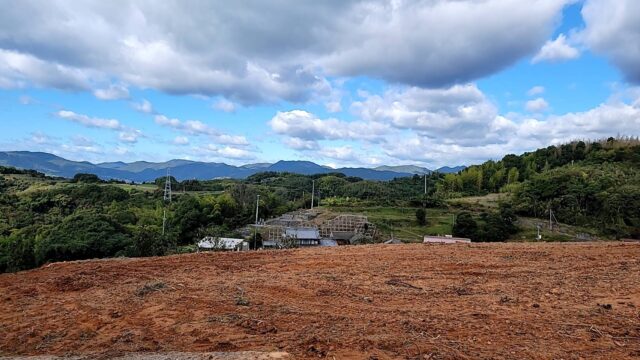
[1, 243, 640, 359]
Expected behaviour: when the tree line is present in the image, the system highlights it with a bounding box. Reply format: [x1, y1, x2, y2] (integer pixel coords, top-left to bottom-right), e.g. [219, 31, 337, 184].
[1, 137, 638, 272]
[438, 137, 640, 238]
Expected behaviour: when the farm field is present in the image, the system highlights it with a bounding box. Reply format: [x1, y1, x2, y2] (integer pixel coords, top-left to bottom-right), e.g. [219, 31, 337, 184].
[1, 243, 639, 359]
[328, 206, 455, 241]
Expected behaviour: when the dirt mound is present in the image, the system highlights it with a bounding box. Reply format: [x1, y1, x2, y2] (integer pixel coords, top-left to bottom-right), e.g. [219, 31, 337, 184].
[1, 243, 640, 359]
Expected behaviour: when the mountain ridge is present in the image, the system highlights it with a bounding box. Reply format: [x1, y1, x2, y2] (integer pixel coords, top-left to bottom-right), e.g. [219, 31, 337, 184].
[0, 151, 464, 182]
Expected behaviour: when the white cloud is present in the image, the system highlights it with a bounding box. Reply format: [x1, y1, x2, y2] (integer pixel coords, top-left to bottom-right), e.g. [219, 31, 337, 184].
[113, 146, 131, 156]
[525, 97, 550, 112]
[519, 98, 640, 144]
[154, 116, 213, 136]
[351, 84, 515, 146]
[269, 110, 389, 142]
[154, 114, 249, 146]
[70, 135, 95, 147]
[213, 99, 237, 113]
[321, 0, 570, 87]
[19, 95, 35, 105]
[60, 143, 103, 154]
[527, 86, 545, 96]
[173, 136, 189, 145]
[283, 137, 319, 150]
[532, 34, 580, 63]
[380, 94, 640, 166]
[581, 0, 640, 83]
[269, 85, 640, 168]
[30, 131, 54, 145]
[194, 144, 256, 161]
[132, 99, 154, 114]
[0, 49, 92, 90]
[1, 132, 140, 163]
[56, 110, 122, 130]
[325, 101, 342, 113]
[0, 1, 570, 102]
[93, 84, 130, 100]
[62, 136, 104, 154]
[55, 110, 143, 143]
[216, 146, 254, 160]
[216, 134, 248, 145]
[318, 146, 358, 162]
[118, 129, 142, 143]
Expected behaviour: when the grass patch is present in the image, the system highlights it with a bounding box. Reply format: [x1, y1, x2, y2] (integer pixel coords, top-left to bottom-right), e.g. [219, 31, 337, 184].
[447, 193, 510, 210]
[135, 281, 167, 297]
[235, 287, 250, 306]
[328, 206, 455, 242]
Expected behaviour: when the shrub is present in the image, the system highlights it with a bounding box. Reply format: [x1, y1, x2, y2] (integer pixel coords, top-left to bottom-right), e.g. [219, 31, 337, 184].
[35, 212, 132, 265]
[72, 173, 101, 183]
[453, 212, 477, 240]
[415, 208, 426, 226]
[130, 225, 174, 257]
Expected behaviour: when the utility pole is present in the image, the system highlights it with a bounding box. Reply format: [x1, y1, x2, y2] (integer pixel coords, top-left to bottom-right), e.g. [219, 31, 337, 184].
[424, 173, 427, 195]
[255, 194, 260, 224]
[254, 194, 260, 249]
[423, 173, 427, 208]
[311, 180, 315, 210]
[162, 169, 172, 236]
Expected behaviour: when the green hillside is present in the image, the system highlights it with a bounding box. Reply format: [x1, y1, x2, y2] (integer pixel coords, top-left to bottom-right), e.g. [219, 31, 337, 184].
[437, 137, 640, 238]
[1, 138, 638, 273]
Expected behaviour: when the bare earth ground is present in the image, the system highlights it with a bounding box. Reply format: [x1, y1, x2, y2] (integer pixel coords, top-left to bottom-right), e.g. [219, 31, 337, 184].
[1, 243, 640, 359]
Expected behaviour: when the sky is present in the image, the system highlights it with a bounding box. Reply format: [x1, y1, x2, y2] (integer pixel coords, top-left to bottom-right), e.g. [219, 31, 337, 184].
[0, 0, 639, 169]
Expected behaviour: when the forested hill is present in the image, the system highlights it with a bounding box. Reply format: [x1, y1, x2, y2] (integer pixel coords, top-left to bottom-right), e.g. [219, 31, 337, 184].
[436, 137, 640, 238]
[437, 137, 640, 195]
[1, 138, 638, 273]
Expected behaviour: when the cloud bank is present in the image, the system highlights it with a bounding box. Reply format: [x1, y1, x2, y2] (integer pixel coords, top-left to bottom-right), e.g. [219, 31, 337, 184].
[0, 0, 572, 103]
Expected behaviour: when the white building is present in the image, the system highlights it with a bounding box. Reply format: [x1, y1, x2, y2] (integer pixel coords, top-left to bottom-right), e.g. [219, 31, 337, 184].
[423, 235, 471, 244]
[198, 237, 249, 251]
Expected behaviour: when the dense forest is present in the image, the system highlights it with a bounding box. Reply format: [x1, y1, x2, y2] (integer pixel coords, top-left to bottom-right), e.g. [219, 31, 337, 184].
[0, 166, 445, 272]
[1, 137, 638, 272]
[438, 137, 640, 238]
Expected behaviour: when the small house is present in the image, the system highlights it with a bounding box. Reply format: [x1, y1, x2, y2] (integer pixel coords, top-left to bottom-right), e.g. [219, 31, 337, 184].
[423, 235, 471, 244]
[284, 227, 320, 247]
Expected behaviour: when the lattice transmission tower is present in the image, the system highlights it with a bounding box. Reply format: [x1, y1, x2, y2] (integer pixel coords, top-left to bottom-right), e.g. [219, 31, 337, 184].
[163, 169, 173, 202]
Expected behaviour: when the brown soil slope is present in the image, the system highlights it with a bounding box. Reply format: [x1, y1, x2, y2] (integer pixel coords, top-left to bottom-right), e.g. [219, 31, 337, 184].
[1, 243, 640, 359]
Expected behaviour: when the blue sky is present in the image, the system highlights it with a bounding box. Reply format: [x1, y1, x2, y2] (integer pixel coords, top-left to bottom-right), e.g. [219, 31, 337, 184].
[0, 0, 639, 169]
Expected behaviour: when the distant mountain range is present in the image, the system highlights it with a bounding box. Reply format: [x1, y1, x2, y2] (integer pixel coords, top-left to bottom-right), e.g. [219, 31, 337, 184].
[0, 151, 465, 182]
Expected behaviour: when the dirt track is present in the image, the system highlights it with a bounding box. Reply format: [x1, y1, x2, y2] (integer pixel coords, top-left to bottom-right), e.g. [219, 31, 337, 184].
[1, 243, 640, 359]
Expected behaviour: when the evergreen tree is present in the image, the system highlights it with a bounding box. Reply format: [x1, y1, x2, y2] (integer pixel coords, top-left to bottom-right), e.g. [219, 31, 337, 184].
[415, 208, 427, 226]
